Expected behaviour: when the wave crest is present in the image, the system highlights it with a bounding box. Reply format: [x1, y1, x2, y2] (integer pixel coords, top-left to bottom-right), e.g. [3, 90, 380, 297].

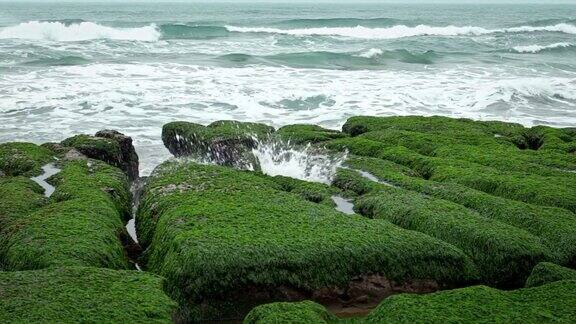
[0, 21, 160, 41]
[513, 42, 575, 54]
[225, 23, 576, 39]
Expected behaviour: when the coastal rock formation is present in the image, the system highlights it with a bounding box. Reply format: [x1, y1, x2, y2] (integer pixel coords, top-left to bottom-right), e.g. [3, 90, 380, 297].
[525, 262, 576, 288]
[162, 120, 274, 170]
[0, 142, 131, 270]
[1, 116, 575, 322]
[0, 267, 176, 323]
[244, 300, 337, 324]
[61, 130, 139, 180]
[245, 280, 576, 323]
[136, 160, 477, 321]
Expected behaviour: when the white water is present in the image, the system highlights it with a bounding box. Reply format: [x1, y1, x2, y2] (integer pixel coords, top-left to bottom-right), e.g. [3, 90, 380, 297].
[0, 21, 160, 42]
[226, 23, 576, 39]
[357, 48, 384, 58]
[252, 140, 347, 184]
[30, 163, 61, 197]
[2, 62, 575, 174]
[331, 195, 355, 215]
[513, 42, 573, 53]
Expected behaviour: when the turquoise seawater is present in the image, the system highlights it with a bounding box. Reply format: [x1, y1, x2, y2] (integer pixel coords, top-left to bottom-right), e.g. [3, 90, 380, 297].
[0, 2, 575, 173]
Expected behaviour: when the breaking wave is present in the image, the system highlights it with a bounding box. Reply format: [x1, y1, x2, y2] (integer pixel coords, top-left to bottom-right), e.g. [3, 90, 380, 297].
[2, 20, 575, 42]
[513, 43, 575, 54]
[0, 21, 160, 41]
[225, 23, 576, 39]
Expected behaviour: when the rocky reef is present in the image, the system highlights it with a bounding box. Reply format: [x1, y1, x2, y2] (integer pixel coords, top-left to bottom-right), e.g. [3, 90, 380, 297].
[1, 115, 575, 322]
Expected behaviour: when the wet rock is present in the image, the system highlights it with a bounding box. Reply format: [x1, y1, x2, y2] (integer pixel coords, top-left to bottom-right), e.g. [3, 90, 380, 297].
[61, 130, 139, 180]
[95, 130, 139, 180]
[162, 120, 274, 170]
[137, 160, 476, 321]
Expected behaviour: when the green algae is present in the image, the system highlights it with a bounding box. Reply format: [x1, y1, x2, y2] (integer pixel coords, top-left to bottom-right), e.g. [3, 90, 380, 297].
[0, 159, 131, 270]
[244, 300, 337, 324]
[342, 156, 576, 268]
[525, 262, 576, 288]
[0, 266, 176, 323]
[364, 280, 576, 323]
[335, 167, 549, 287]
[276, 124, 347, 144]
[0, 142, 54, 177]
[137, 160, 478, 321]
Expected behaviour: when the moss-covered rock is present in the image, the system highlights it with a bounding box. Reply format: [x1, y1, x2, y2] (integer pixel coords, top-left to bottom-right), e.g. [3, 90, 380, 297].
[61, 130, 139, 180]
[0, 142, 54, 177]
[335, 168, 549, 287]
[525, 262, 576, 288]
[244, 301, 337, 324]
[276, 124, 346, 144]
[162, 120, 275, 170]
[137, 160, 478, 321]
[341, 156, 576, 268]
[0, 266, 176, 322]
[364, 280, 576, 323]
[0, 158, 131, 270]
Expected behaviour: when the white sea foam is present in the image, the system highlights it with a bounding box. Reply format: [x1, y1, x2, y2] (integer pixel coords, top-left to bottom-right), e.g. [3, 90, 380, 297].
[513, 42, 573, 53]
[357, 48, 383, 58]
[226, 23, 576, 39]
[252, 140, 347, 184]
[1, 63, 575, 173]
[0, 21, 161, 41]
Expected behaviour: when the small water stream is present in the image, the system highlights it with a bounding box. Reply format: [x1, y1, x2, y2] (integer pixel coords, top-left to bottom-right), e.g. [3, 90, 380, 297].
[331, 195, 355, 215]
[30, 163, 61, 197]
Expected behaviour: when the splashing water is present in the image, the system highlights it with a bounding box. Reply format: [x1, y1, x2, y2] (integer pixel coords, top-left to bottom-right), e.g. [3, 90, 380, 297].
[252, 139, 347, 184]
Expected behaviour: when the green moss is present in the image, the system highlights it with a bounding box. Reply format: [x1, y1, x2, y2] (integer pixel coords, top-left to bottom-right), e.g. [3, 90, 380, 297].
[61, 134, 124, 168]
[332, 117, 576, 212]
[335, 168, 549, 287]
[0, 159, 130, 270]
[276, 124, 347, 144]
[343, 156, 576, 267]
[0, 142, 54, 176]
[365, 280, 576, 323]
[0, 266, 176, 322]
[162, 120, 275, 170]
[525, 263, 576, 288]
[0, 177, 46, 227]
[137, 161, 477, 321]
[269, 175, 337, 206]
[244, 301, 337, 324]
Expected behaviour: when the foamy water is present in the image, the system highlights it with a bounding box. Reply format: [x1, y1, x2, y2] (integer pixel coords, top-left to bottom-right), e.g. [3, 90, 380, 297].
[252, 140, 347, 184]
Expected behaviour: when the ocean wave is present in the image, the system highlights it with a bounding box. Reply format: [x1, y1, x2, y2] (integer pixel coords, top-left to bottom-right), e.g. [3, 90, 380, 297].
[513, 43, 575, 54]
[216, 49, 436, 69]
[0, 21, 160, 41]
[158, 24, 229, 39]
[225, 23, 576, 39]
[274, 17, 413, 28]
[24, 55, 91, 66]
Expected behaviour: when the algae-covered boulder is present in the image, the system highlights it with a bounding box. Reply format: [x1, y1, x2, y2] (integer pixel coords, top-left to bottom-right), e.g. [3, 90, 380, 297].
[0, 156, 131, 270]
[0, 266, 176, 322]
[335, 116, 576, 212]
[61, 130, 139, 180]
[244, 301, 336, 324]
[335, 167, 549, 288]
[276, 124, 346, 144]
[364, 280, 576, 323]
[162, 120, 275, 169]
[525, 262, 576, 288]
[0, 142, 54, 177]
[137, 160, 478, 321]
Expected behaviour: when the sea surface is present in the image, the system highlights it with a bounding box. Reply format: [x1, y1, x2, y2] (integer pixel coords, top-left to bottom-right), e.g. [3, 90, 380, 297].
[1, 2, 575, 174]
